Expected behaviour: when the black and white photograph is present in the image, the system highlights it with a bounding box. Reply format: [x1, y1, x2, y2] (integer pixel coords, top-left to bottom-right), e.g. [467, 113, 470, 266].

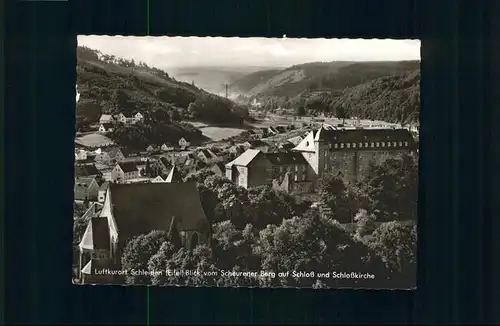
[73, 36, 420, 289]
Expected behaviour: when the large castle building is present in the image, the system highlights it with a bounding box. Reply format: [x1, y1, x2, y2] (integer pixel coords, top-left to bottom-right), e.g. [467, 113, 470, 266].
[226, 126, 417, 193]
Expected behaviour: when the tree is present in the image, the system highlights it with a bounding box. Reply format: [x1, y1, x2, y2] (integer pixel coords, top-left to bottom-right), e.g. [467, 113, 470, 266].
[121, 230, 171, 285]
[247, 186, 299, 229]
[257, 212, 391, 288]
[319, 174, 352, 223]
[361, 153, 418, 221]
[368, 222, 417, 287]
[294, 106, 306, 116]
[354, 209, 377, 239]
[336, 106, 346, 125]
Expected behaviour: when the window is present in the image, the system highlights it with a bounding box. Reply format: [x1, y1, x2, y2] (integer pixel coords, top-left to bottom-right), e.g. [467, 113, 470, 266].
[279, 166, 284, 172]
[393, 142, 397, 147]
[352, 143, 356, 148]
[365, 142, 369, 147]
[404, 141, 409, 147]
[302, 174, 306, 181]
[346, 143, 351, 148]
[370, 142, 374, 147]
[295, 165, 299, 172]
[294, 174, 298, 181]
[359, 143, 363, 148]
[399, 142, 403, 146]
[387, 142, 392, 147]
[381, 142, 385, 147]
[376, 142, 380, 147]
[334, 144, 338, 148]
[340, 143, 344, 148]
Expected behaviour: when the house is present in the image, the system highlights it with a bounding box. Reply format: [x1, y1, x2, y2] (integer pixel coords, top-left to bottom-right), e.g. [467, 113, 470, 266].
[292, 126, 416, 183]
[75, 149, 88, 161]
[99, 114, 114, 124]
[278, 142, 296, 151]
[146, 144, 157, 152]
[151, 175, 166, 183]
[165, 165, 183, 183]
[160, 143, 174, 152]
[197, 149, 219, 164]
[112, 162, 139, 183]
[115, 113, 127, 124]
[98, 123, 114, 133]
[225, 149, 272, 189]
[74, 177, 100, 203]
[242, 140, 270, 153]
[75, 164, 101, 178]
[98, 182, 109, 203]
[275, 126, 287, 133]
[95, 147, 125, 165]
[211, 162, 226, 176]
[267, 127, 279, 135]
[77, 182, 211, 284]
[178, 137, 190, 149]
[134, 112, 144, 123]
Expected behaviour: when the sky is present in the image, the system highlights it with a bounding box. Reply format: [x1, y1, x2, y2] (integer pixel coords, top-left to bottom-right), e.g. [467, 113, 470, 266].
[78, 36, 420, 69]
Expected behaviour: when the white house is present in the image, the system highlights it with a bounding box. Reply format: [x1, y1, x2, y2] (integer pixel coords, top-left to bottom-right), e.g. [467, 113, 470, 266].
[151, 175, 166, 183]
[99, 114, 114, 124]
[75, 149, 88, 161]
[161, 143, 174, 152]
[134, 112, 144, 123]
[98, 123, 114, 133]
[197, 149, 219, 164]
[178, 137, 190, 149]
[115, 113, 127, 124]
[111, 162, 139, 183]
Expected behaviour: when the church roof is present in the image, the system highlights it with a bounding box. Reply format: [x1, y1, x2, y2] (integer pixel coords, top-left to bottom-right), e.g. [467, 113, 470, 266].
[165, 165, 183, 183]
[227, 149, 261, 167]
[107, 182, 209, 239]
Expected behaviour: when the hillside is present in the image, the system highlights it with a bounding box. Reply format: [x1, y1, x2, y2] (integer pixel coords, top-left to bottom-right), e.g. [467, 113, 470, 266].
[231, 61, 420, 100]
[76, 47, 248, 148]
[299, 69, 420, 124]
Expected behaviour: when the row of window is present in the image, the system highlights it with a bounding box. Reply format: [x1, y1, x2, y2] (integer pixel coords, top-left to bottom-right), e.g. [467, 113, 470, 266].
[331, 141, 409, 150]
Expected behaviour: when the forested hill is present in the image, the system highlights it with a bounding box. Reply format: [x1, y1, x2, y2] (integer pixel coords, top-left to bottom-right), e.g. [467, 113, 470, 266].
[76, 46, 249, 131]
[230, 60, 420, 100]
[297, 69, 420, 125]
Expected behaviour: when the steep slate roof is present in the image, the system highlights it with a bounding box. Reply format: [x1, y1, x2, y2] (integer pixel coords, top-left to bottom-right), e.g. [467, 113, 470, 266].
[315, 127, 416, 147]
[117, 162, 138, 173]
[107, 182, 209, 239]
[74, 177, 97, 201]
[265, 152, 308, 166]
[165, 165, 183, 183]
[227, 149, 262, 167]
[75, 164, 100, 177]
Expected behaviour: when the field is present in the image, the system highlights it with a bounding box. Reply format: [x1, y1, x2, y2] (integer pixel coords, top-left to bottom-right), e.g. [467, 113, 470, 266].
[200, 126, 245, 141]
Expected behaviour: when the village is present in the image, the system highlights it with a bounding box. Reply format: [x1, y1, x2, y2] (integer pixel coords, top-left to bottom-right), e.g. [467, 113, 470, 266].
[74, 107, 418, 206]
